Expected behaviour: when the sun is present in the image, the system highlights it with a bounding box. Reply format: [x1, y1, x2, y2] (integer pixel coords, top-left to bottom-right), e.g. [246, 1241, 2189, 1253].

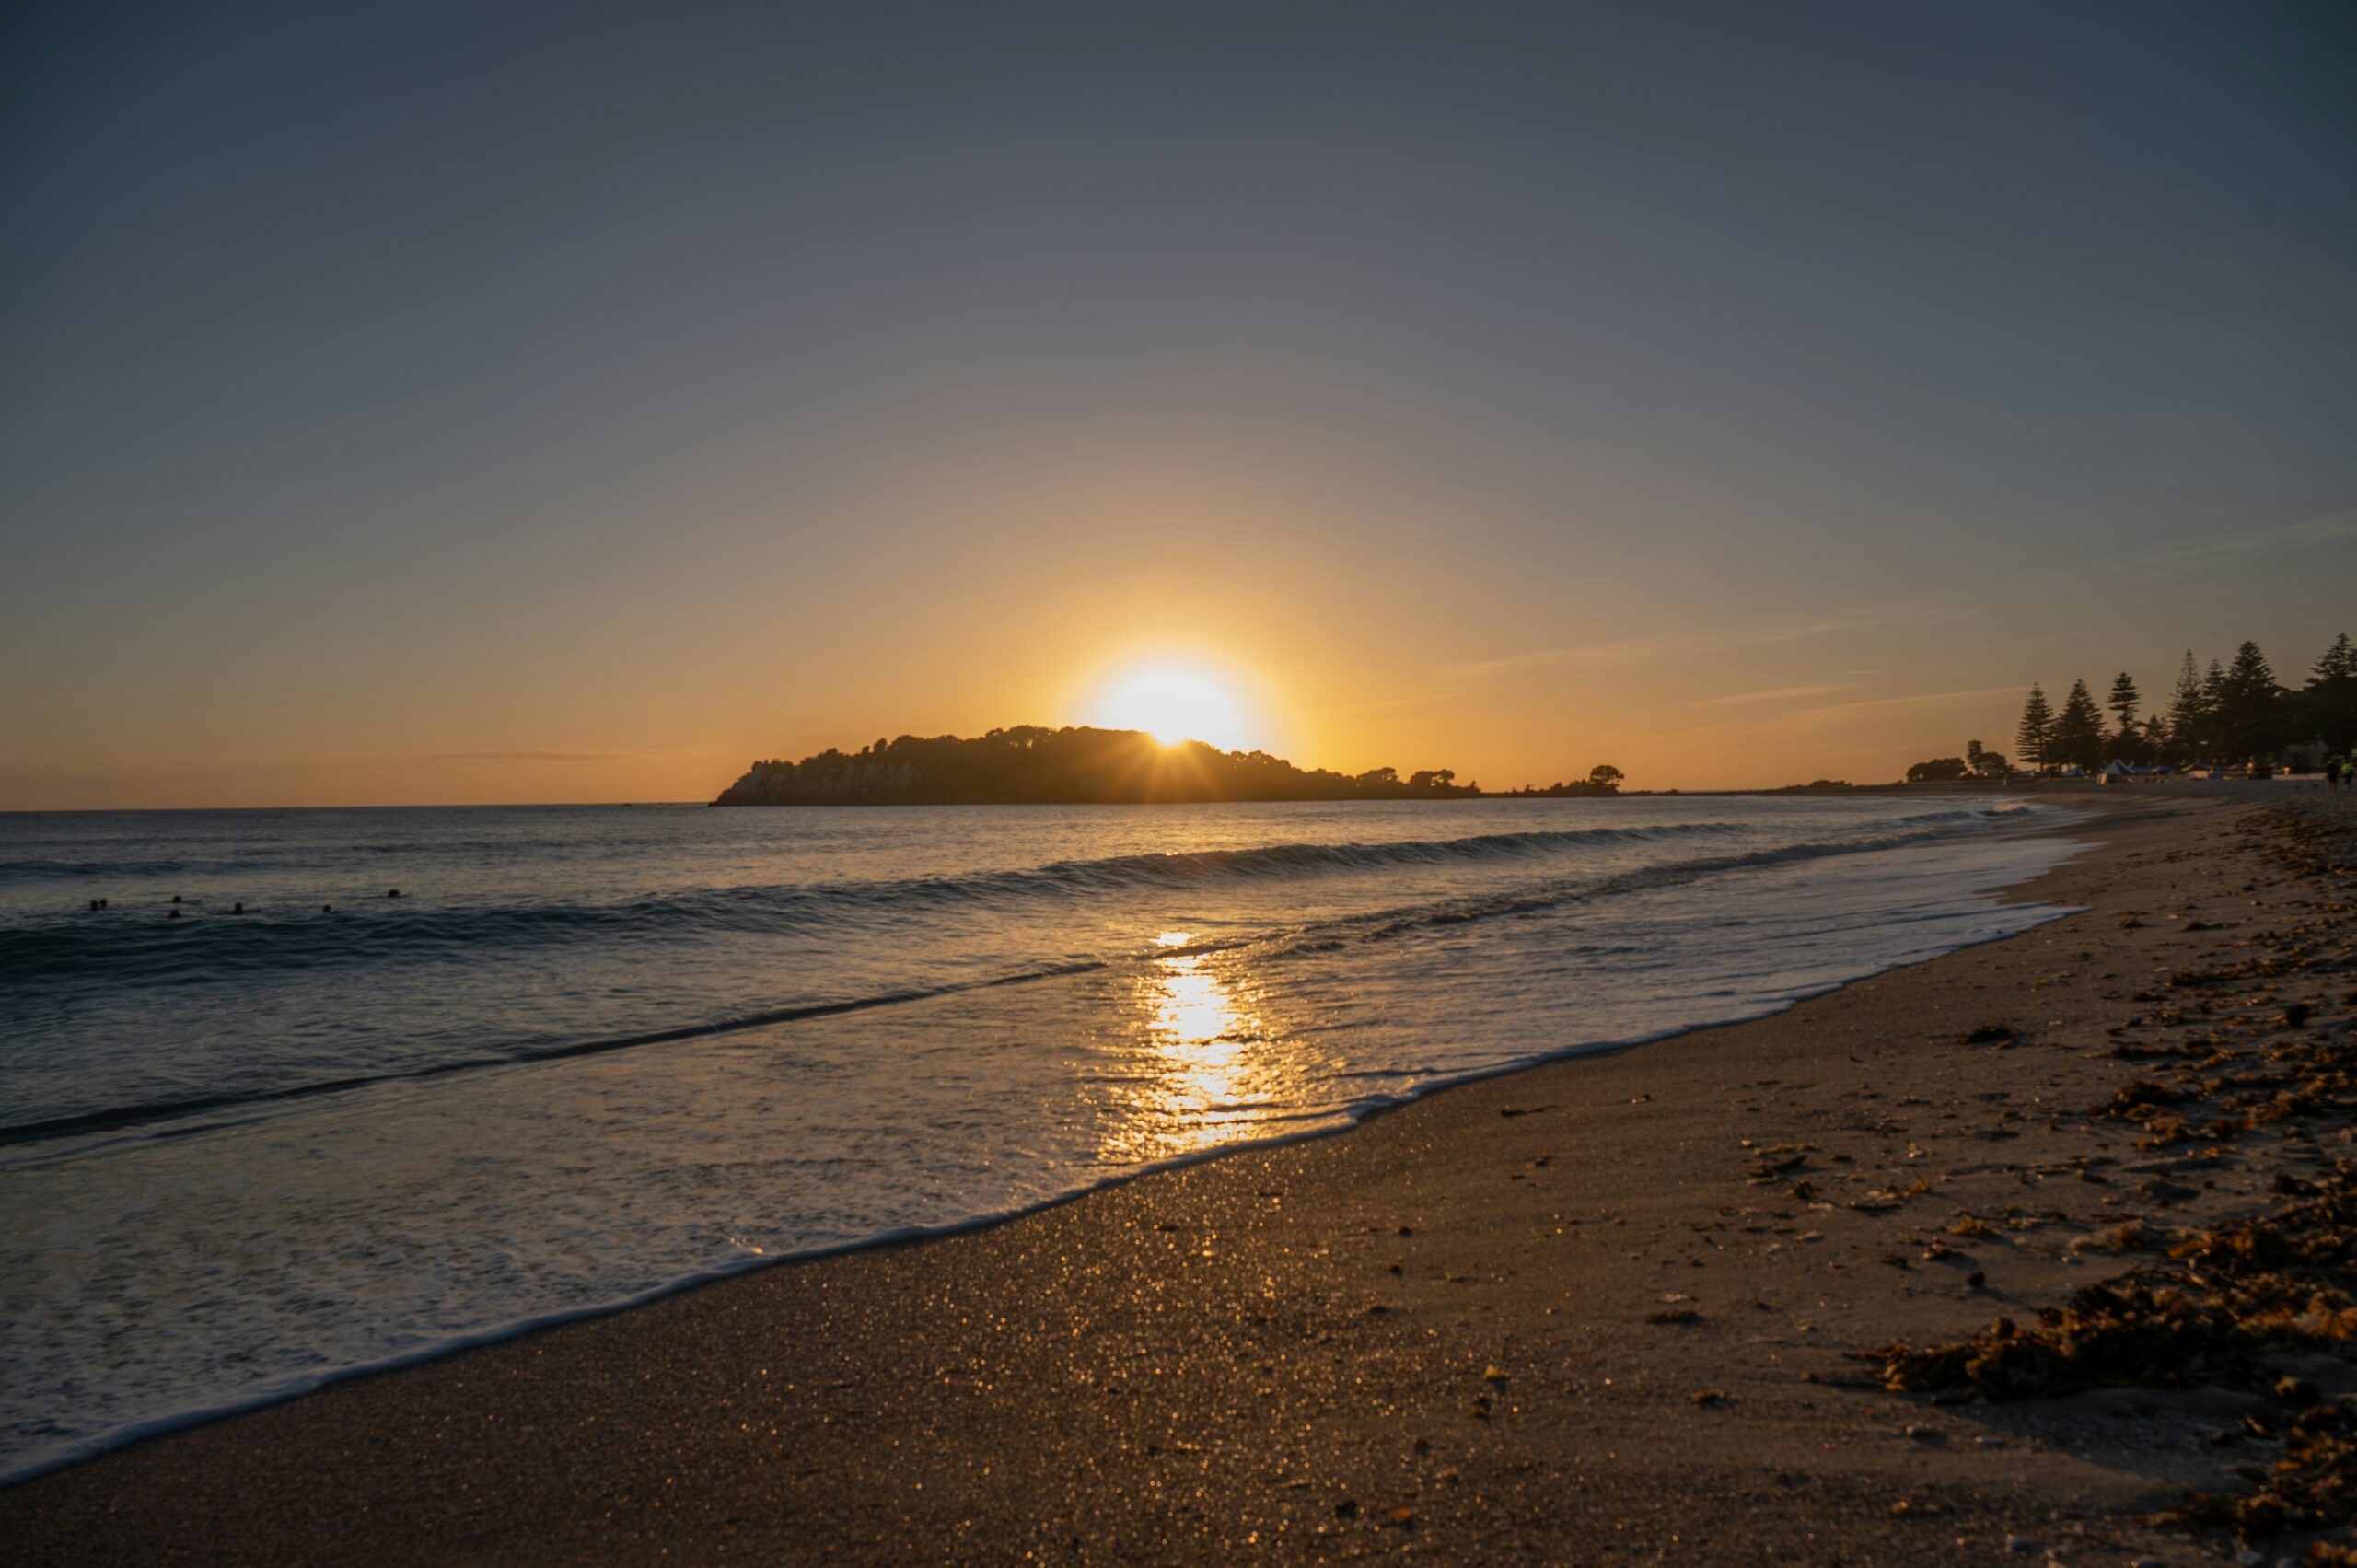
[1091, 665, 1253, 750]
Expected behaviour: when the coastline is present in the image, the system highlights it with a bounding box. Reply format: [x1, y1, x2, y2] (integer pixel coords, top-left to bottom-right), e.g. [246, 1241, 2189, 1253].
[7, 789, 2347, 1562]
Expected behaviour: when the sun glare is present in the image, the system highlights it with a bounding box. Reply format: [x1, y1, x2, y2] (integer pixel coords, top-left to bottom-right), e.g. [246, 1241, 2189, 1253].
[1092, 666, 1252, 751]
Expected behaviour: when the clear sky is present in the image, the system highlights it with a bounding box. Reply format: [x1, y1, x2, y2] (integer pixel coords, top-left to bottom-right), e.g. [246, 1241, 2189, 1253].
[5, 1, 2353, 807]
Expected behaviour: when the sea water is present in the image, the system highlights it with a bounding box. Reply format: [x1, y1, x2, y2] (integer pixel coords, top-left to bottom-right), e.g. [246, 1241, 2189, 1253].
[0, 795, 2081, 1479]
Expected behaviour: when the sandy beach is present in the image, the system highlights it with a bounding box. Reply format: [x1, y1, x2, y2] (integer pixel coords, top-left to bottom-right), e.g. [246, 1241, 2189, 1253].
[7, 788, 2353, 1565]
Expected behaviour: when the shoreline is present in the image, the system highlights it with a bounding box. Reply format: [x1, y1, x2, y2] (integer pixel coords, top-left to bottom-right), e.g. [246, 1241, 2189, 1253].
[0, 796, 2084, 1489]
[9, 790, 2351, 1562]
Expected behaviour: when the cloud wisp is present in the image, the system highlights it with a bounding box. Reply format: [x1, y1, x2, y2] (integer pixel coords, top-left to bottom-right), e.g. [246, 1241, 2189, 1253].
[1690, 683, 1861, 709]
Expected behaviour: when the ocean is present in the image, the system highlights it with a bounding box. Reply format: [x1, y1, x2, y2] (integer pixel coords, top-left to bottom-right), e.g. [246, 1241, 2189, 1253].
[0, 795, 2081, 1481]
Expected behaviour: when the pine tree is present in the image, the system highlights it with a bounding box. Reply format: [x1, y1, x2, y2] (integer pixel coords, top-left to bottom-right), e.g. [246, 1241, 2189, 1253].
[2052, 679, 2106, 770]
[2107, 671, 2140, 735]
[2225, 640, 2277, 694]
[2199, 659, 2230, 758]
[2163, 651, 2206, 761]
[2303, 633, 2357, 752]
[2016, 685, 2054, 772]
[2312, 633, 2356, 684]
[2216, 641, 2282, 759]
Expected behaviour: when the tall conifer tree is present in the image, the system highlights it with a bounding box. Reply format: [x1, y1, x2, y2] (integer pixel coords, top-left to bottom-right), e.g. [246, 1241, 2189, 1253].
[2217, 642, 2282, 759]
[2107, 671, 2140, 734]
[2053, 679, 2106, 770]
[2304, 633, 2357, 753]
[2312, 633, 2356, 684]
[2164, 651, 2206, 761]
[2016, 685, 2053, 772]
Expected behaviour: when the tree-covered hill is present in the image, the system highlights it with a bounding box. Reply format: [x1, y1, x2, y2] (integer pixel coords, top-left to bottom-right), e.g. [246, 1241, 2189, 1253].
[713, 726, 1485, 806]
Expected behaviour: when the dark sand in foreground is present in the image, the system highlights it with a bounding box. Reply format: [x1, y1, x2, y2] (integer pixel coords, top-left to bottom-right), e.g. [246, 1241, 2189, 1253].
[9, 790, 2353, 1564]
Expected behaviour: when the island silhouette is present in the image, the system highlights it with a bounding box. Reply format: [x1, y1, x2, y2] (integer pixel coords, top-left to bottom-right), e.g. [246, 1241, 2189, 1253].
[714, 726, 1522, 806]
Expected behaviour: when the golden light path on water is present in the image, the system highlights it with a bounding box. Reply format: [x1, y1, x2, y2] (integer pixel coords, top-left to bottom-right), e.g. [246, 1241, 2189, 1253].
[1109, 931, 1291, 1164]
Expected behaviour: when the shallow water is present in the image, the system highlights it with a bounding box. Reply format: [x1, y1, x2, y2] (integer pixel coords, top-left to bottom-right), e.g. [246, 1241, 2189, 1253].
[0, 794, 2080, 1479]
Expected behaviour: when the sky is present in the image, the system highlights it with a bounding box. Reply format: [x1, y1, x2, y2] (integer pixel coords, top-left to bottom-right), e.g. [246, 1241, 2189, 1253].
[5, 0, 2353, 808]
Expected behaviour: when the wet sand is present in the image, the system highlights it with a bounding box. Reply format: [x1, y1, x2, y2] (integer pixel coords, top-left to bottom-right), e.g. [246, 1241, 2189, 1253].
[7, 789, 2352, 1564]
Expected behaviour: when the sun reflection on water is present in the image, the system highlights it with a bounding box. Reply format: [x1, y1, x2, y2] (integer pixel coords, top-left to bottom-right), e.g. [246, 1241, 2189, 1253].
[1109, 932, 1280, 1162]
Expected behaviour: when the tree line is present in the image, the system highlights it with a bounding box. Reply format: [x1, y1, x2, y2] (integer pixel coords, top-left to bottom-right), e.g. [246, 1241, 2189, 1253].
[713, 726, 1491, 806]
[2011, 634, 2355, 772]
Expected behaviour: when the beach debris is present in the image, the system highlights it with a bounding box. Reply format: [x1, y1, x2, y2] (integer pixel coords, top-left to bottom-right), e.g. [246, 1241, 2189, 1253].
[1962, 1024, 2019, 1047]
[2153, 1389, 2357, 1541]
[1645, 1307, 1700, 1327]
[1868, 1168, 2357, 1397]
[2069, 1219, 2159, 1254]
[1748, 1144, 1815, 1182]
[2096, 1079, 2188, 1119]
[1689, 1388, 1729, 1407]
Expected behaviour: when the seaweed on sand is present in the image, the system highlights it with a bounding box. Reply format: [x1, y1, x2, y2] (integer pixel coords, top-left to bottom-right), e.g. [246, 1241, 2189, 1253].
[1857, 804, 2357, 1548]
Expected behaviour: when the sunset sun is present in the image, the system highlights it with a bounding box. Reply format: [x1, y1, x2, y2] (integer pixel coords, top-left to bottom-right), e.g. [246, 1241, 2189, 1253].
[1091, 665, 1252, 750]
